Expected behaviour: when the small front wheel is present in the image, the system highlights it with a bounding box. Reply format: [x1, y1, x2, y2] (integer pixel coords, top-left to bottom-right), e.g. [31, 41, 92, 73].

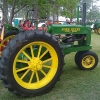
[78, 51, 98, 70]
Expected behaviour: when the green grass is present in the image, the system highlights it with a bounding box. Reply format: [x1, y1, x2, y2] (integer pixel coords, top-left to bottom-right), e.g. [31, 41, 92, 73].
[0, 33, 100, 100]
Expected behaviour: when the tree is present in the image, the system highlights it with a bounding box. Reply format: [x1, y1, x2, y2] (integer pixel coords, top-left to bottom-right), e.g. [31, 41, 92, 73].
[0, 0, 32, 24]
[0, 0, 53, 24]
[87, 5, 100, 21]
[79, 0, 100, 21]
[44, 0, 78, 21]
[0, 0, 79, 24]
[59, 0, 78, 21]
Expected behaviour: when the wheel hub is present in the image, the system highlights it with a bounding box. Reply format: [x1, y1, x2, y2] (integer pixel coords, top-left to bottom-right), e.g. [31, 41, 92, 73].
[29, 57, 43, 71]
[83, 56, 94, 67]
[86, 58, 91, 64]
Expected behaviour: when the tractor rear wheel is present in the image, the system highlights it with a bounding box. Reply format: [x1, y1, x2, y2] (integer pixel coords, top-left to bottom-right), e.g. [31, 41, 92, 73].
[0, 31, 18, 56]
[0, 30, 64, 97]
[77, 51, 98, 70]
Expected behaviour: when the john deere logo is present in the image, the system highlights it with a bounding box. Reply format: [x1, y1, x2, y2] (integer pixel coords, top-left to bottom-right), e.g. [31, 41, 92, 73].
[62, 28, 80, 33]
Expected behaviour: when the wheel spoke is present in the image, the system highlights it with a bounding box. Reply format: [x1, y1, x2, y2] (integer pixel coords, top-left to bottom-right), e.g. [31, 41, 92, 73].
[40, 69, 47, 76]
[39, 49, 48, 59]
[83, 61, 87, 65]
[22, 51, 31, 60]
[43, 65, 51, 68]
[16, 66, 29, 72]
[35, 71, 39, 82]
[29, 71, 35, 83]
[16, 60, 29, 63]
[20, 69, 30, 79]
[37, 45, 42, 58]
[30, 45, 34, 58]
[42, 58, 52, 64]
[89, 57, 93, 61]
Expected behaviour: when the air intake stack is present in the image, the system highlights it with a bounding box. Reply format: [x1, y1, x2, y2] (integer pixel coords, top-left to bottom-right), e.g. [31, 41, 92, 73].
[82, 3, 86, 25]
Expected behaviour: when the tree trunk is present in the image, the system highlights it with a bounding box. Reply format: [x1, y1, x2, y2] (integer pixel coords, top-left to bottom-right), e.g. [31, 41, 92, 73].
[56, 6, 59, 21]
[70, 9, 73, 22]
[33, 0, 38, 18]
[2, 0, 8, 24]
[9, 0, 16, 25]
[2, 0, 27, 25]
[9, 11, 14, 25]
[46, 13, 50, 20]
[52, 4, 56, 23]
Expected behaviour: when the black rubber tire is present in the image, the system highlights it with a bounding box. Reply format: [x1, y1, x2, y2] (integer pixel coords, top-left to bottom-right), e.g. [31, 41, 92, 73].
[74, 51, 88, 67]
[75, 51, 83, 67]
[4, 30, 18, 38]
[0, 30, 18, 78]
[0, 30, 64, 97]
[77, 51, 98, 70]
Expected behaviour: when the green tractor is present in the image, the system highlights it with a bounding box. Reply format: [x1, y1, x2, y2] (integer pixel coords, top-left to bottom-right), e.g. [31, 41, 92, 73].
[0, 3, 98, 97]
[0, 24, 19, 56]
[93, 19, 100, 34]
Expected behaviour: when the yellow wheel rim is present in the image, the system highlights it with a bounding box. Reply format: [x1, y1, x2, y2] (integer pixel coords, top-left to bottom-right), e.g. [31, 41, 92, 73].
[13, 41, 58, 89]
[82, 55, 95, 68]
[0, 35, 15, 56]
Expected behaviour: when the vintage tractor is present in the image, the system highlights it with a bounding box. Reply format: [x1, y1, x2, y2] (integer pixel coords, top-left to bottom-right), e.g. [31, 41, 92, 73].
[0, 24, 19, 56]
[93, 19, 100, 34]
[0, 3, 98, 97]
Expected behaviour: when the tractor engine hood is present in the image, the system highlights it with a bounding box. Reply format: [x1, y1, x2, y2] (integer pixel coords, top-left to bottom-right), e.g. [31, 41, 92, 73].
[47, 24, 91, 35]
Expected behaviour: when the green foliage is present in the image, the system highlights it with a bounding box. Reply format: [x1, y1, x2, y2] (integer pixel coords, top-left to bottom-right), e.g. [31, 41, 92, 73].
[4, 0, 100, 23]
[0, 0, 77, 23]
[59, 0, 78, 19]
[79, 0, 100, 21]
[79, 0, 92, 9]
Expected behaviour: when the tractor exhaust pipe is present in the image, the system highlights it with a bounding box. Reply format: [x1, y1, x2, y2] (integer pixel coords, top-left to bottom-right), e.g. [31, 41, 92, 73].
[82, 3, 86, 25]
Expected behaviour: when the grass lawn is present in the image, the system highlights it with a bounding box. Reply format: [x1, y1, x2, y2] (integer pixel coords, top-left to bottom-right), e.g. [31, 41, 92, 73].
[0, 33, 100, 100]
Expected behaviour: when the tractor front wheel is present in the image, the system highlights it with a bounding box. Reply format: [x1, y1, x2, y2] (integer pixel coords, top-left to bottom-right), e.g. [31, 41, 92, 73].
[77, 51, 98, 70]
[0, 30, 64, 97]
